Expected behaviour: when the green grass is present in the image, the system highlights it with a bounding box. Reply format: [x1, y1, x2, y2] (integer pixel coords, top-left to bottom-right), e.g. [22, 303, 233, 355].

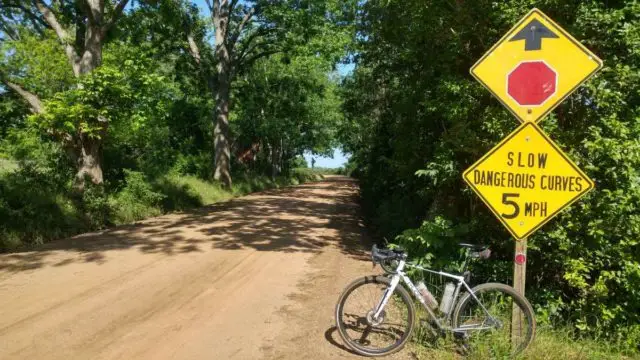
[410, 326, 639, 360]
[0, 167, 324, 251]
[110, 171, 323, 225]
[163, 175, 234, 206]
[303, 167, 344, 175]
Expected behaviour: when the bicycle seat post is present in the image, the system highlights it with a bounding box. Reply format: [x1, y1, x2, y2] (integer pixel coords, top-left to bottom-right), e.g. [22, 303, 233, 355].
[459, 248, 471, 273]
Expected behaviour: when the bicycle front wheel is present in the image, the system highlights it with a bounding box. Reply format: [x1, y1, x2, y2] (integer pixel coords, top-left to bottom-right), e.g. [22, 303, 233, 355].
[335, 275, 415, 357]
[452, 283, 536, 356]
[379, 259, 399, 274]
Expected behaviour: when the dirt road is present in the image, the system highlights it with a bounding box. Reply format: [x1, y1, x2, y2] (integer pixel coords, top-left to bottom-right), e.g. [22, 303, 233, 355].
[0, 176, 413, 360]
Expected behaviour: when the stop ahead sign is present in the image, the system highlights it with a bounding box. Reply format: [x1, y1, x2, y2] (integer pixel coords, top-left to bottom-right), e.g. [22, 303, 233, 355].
[470, 8, 602, 123]
[507, 61, 557, 106]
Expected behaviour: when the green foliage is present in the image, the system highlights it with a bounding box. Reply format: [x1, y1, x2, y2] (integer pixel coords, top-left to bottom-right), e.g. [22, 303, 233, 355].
[109, 170, 166, 224]
[342, 0, 640, 346]
[290, 168, 324, 183]
[0, 91, 29, 139]
[171, 152, 215, 180]
[0, 163, 81, 250]
[413, 326, 639, 360]
[393, 217, 468, 271]
[233, 54, 343, 175]
[1, 128, 64, 167]
[0, 29, 75, 97]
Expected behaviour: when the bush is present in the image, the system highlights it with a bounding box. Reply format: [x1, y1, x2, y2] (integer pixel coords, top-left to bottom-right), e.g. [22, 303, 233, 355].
[171, 152, 213, 180]
[109, 170, 166, 224]
[82, 182, 112, 229]
[343, 1, 640, 345]
[291, 168, 324, 183]
[0, 164, 81, 250]
[0, 160, 324, 251]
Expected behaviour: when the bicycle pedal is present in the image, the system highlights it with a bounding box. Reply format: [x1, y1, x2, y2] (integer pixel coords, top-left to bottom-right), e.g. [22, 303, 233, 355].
[456, 342, 471, 356]
[453, 330, 469, 341]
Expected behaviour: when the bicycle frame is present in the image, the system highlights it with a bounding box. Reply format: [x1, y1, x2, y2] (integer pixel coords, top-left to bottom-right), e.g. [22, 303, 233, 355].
[373, 259, 499, 333]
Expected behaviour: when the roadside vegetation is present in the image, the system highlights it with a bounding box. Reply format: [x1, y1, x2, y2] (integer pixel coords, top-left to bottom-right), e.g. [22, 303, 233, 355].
[1, 0, 638, 357]
[412, 326, 638, 360]
[0, 0, 350, 250]
[0, 153, 321, 251]
[339, 0, 640, 356]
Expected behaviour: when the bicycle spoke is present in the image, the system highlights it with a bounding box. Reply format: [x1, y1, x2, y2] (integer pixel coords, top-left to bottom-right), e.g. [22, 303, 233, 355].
[456, 287, 533, 356]
[338, 281, 411, 352]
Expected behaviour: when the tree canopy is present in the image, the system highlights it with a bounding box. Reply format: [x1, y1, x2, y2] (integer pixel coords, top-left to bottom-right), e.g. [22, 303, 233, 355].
[0, 0, 638, 351]
[340, 0, 640, 347]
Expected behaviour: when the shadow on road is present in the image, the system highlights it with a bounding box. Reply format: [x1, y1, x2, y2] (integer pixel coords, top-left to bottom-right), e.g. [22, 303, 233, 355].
[0, 177, 371, 272]
[324, 326, 362, 356]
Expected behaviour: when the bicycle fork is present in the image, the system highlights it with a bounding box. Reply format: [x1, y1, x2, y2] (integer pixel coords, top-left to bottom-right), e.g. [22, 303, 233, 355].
[373, 273, 401, 320]
[372, 259, 407, 320]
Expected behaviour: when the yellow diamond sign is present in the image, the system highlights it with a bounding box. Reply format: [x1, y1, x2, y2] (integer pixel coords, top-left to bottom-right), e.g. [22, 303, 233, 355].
[471, 8, 602, 123]
[463, 122, 594, 239]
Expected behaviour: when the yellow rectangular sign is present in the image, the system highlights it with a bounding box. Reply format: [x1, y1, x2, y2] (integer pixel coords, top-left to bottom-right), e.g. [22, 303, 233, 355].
[471, 8, 602, 123]
[463, 122, 594, 239]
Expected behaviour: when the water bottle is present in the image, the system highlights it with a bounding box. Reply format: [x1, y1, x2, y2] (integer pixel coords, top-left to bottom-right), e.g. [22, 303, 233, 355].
[439, 282, 456, 314]
[416, 281, 438, 310]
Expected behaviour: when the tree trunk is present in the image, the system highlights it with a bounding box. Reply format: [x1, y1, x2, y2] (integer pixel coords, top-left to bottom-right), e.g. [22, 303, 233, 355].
[271, 139, 282, 179]
[77, 23, 103, 76]
[73, 18, 105, 189]
[213, 73, 232, 188]
[212, 0, 233, 188]
[74, 134, 104, 190]
[2, 80, 44, 114]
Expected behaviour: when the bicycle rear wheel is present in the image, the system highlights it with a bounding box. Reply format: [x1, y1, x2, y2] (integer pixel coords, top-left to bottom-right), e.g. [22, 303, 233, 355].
[452, 283, 535, 356]
[335, 275, 415, 357]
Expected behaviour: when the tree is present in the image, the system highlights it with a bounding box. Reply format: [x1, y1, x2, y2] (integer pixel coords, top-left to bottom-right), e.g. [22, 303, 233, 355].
[233, 54, 343, 178]
[182, 0, 353, 187]
[341, 0, 640, 344]
[0, 0, 130, 189]
[179, 0, 280, 188]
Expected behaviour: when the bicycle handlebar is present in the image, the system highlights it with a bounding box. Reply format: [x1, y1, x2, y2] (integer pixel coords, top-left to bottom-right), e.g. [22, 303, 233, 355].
[371, 244, 406, 264]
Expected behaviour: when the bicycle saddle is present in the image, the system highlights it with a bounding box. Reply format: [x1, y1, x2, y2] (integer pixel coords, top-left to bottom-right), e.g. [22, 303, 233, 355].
[458, 243, 489, 251]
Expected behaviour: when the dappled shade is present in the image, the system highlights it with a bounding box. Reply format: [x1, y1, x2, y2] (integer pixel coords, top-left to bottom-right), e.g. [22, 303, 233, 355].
[0, 177, 370, 272]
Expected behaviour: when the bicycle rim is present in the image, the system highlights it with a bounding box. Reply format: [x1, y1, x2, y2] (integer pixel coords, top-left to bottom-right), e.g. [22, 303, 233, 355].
[453, 283, 535, 356]
[335, 276, 415, 357]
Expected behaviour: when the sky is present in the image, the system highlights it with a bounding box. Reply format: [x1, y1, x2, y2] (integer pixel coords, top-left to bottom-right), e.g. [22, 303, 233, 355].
[192, 0, 211, 16]
[304, 148, 350, 169]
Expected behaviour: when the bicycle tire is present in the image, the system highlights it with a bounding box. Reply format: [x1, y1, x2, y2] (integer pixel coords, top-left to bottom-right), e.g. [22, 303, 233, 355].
[379, 259, 398, 274]
[335, 275, 415, 357]
[452, 282, 536, 355]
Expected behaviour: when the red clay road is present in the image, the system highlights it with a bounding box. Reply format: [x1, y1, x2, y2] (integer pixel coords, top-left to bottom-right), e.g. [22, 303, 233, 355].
[0, 176, 413, 360]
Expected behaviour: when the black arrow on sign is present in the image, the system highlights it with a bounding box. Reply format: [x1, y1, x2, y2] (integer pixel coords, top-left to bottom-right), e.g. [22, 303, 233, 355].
[509, 19, 559, 51]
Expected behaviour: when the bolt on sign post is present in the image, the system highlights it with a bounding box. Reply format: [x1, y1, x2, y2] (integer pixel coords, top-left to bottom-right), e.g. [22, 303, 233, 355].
[464, 8, 602, 341]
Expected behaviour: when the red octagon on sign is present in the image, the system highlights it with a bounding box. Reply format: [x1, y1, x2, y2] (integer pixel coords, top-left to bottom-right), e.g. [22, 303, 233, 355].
[507, 61, 557, 106]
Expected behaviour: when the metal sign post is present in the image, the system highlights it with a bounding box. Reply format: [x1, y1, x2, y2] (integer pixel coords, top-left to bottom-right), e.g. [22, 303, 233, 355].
[464, 8, 603, 343]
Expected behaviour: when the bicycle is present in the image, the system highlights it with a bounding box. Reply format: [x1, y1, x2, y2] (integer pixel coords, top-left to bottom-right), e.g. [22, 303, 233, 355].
[334, 244, 536, 357]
